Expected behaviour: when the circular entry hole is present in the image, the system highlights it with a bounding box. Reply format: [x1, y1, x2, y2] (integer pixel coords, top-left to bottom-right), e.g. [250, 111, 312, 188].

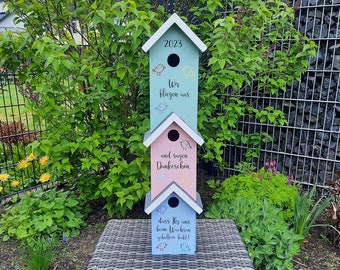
[168, 197, 179, 208]
[168, 129, 179, 141]
[167, 53, 180, 67]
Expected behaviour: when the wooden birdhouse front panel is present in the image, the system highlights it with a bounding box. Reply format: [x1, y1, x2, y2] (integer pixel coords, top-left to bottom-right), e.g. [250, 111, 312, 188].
[150, 122, 197, 200]
[149, 26, 199, 132]
[151, 193, 196, 255]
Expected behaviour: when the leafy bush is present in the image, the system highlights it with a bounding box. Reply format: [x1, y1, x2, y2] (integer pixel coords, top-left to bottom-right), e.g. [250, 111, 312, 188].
[0, 188, 86, 242]
[208, 166, 299, 221]
[0, 0, 315, 215]
[206, 198, 302, 269]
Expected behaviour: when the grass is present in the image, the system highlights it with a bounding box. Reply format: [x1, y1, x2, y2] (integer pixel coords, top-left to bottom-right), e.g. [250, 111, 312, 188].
[0, 82, 35, 127]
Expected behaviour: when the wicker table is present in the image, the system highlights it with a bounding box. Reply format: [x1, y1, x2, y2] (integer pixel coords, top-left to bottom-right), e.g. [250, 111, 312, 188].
[87, 219, 254, 270]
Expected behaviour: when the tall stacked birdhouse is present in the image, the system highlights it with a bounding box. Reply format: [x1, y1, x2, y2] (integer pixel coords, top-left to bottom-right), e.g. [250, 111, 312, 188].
[143, 13, 207, 255]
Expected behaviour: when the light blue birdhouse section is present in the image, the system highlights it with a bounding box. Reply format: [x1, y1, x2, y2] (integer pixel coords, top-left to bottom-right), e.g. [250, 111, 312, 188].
[142, 14, 207, 132]
[151, 193, 197, 255]
[145, 182, 203, 255]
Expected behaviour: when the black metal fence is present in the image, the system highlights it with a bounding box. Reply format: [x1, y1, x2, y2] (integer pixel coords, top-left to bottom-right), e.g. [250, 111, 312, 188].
[219, 0, 340, 191]
[0, 72, 44, 201]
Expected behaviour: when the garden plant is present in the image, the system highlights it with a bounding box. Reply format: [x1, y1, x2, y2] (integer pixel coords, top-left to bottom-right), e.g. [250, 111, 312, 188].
[207, 160, 299, 221]
[206, 198, 302, 269]
[293, 184, 333, 242]
[205, 161, 334, 269]
[22, 236, 59, 270]
[0, 154, 86, 269]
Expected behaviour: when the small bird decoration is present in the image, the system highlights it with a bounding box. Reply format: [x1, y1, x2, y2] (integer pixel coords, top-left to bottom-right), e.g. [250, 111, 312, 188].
[152, 64, 166, 76]
[180, 140, 192, 151]
[156, 242, 168, 251]
[155, 102, 168, 113]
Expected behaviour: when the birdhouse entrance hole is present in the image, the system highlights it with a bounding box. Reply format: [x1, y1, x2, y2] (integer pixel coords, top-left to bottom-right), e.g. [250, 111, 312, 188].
[168, 129, 179, 141]
[168, 196, 179, 208]
[167, 53, 180, 67]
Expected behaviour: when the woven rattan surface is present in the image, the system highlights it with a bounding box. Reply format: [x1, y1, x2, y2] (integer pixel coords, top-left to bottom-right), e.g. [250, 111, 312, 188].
[87, 219, 254, 270]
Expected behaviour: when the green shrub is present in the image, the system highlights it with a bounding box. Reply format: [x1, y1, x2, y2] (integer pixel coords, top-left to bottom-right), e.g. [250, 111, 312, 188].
[0, 188, 85, 242]
[208, 167, 299, 221]
[206, 198, 302, 269]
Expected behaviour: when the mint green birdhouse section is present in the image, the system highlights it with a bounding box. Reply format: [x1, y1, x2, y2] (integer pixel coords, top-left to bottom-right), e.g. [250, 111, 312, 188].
[149, 25, 199, 132]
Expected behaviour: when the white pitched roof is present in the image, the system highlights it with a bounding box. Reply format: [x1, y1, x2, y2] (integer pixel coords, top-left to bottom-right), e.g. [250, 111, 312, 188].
[143, 112, 204, 147]
[142, 13, 207, 53]
[144, 182, 203, 215]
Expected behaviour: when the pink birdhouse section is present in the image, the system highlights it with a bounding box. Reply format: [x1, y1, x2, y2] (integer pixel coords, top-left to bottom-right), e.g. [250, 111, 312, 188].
[143, 113, 204, 200]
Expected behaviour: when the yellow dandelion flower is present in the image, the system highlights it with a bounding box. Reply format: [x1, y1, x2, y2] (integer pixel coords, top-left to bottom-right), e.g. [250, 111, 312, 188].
[26, 153, 35, 162]
[17, 159, 29, 169]
[0, 186, 3, 192]
[39, 173, 51, 183]
[0, 173, 10, 181]
[11, 180, 20, 187]
[39, 156, 50, 166]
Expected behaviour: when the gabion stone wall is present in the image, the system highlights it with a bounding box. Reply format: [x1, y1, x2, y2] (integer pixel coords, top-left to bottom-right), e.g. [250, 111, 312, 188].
[220, 0, 340, 189]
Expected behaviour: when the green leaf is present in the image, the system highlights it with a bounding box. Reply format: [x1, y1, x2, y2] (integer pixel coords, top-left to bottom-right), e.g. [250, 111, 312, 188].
[117, 67, 126, 79]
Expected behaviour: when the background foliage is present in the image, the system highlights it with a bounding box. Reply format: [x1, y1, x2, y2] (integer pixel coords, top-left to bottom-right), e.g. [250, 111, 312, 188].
[0, 0, 315, 215]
